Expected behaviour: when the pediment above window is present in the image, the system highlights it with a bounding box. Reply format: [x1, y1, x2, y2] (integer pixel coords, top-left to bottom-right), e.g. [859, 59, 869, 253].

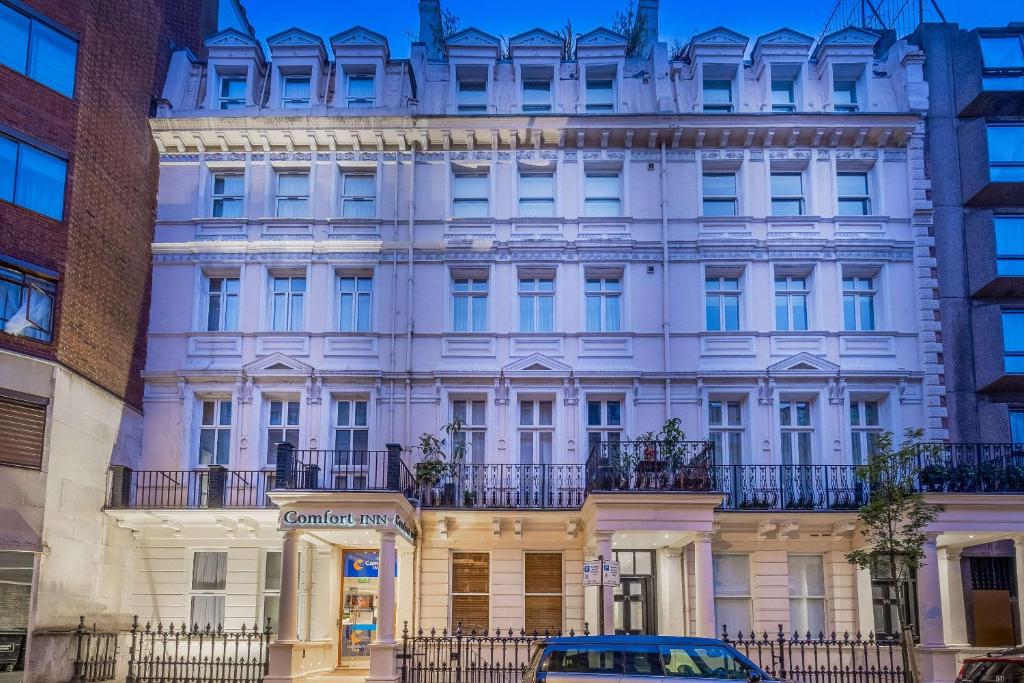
[446, 28, 502, 48]
[510, 28, 563, 49]
[205, 28, 260, 49]
[243, 353, 313, 376]
[330, 26, 389, 48]
[267, 27, 323, 47]
[577, 27, 628, 48]
[502, 353, 573, 374]
[767, 352, 840, 375]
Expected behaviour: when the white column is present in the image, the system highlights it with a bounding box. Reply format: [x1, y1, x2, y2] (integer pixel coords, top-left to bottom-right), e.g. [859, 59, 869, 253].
[940, 548, 968, 646]
[855, 567, 875, 637]
[596, 532, 614, 635]
[397, 547, 415, 637]
[693, 532, 716, 638]
[367, 531, 400, 683]
[1015, 538, 1024, 644]
[918, 534, 945, 647]
[278, 530, 301, 642]
[377, 532, 397, 642]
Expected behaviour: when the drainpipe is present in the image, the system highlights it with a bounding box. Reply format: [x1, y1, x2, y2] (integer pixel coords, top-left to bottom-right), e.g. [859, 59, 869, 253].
[389, 131, 403, 443]
[405, 145, 417, 447]
[661, 142, 672, 419]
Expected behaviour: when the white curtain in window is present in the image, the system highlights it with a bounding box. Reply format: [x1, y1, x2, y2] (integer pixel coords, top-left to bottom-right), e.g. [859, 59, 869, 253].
[28, 22, 77, 97]
[15, 145, 66, 220]
[788, 555, 826, 635]
[192, 552, 227, 590]
[713, 554, 752, 636]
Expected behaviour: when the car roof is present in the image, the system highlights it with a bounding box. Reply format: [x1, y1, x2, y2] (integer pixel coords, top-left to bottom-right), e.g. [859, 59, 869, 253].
[541, 636, 729, 647]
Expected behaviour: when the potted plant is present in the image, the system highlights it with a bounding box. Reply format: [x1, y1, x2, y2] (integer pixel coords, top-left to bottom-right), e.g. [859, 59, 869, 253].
[414, 419, 466, 506]
[463, 490, 477, 508]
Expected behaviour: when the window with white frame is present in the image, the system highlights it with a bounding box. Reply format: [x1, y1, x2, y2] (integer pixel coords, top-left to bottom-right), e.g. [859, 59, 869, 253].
[452, 399, 486, 465]
[703, 78, 733, 113]
[769, 63, 800, 112]
[850, 400, 881, 466]
[585, 67, 615, 111]
[525, 552, 562, 633]
[338, 274, 372, 332]
[779, 400, 813, 467]
[774, 274, 809, 331]
[789, 555, 826, 636]
[709, 400, 744, 467]
[1003, 311, 1024, 374]
[713, 554, 752, 636]
[583, 171, 621, 217]
[340, 172, 376, 218]
[702, 172, 738, 216]
[451, 552, 489, 630]
[832, 64, 862, 112]
[837, 171, 872, 216]
[218, 75, 246, 109]
[518, 171, 555, 217]
[522, 73, 553, 112]
[842, 273, 877, 331]
[996, 217, 1024, 275]
[519, 399, 553, 466]
[452, 274, 488, 332]
[269, 275, 305, 332]
[265, 399, 300, 465]
[334, 399, 369, 481]
[346, 72, 375, 107]
[519, 275, 555, 333]
[262, 551, 281, 632]
[457, 68, 487, 112]
[705, 275, 741, 332]
[281, 74, 311, 108]
[275, 172, 310, 218]
[988, 126, 1024, 182]
[585, 275, 621, 332]
[586, 399, 622, 455]
[198, 399, 232, 465]
[452, 171, 489, 218]
[190, 551, 227, 628]
[211, 173, 244, 218]
[204, 275, 239, 332]
[770, 171, 805, 216]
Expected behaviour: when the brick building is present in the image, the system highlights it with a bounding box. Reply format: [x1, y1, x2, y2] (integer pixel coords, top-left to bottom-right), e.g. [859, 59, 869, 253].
[0, 0, 221, 678]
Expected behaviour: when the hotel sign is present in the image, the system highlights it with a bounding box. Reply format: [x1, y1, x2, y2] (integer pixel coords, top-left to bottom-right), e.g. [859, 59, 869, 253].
[281, 508, 416, 542]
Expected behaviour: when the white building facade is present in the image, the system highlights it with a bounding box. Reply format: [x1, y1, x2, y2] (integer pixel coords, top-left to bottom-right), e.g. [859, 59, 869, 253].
[106, 3, 1024, 683]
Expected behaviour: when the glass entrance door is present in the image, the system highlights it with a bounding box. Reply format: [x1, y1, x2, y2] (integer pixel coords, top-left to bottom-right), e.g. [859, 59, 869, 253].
[339, 550, 380, 665]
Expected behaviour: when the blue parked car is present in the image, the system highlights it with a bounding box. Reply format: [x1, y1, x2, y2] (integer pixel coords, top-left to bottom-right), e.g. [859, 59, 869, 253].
[523, 636, 772, 683]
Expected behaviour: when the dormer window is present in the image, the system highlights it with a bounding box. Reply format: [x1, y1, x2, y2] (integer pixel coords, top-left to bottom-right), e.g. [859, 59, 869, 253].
[702, 64, 737, 113]
[770, 64, 800, 112]
[522, 66, 553, 113]
[346, 71, 375, 108]
[218, 75, 246, 109]
[980, 34, 1024, 91]
[832, 64, 863, 112]
[457, 66, 488, 113]
[282, 75, 311, 108]
[585, 66, 615, 112]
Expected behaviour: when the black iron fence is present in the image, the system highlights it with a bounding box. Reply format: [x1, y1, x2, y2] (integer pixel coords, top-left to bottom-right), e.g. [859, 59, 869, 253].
[916, 442, 1024, 493]
[718, 464, 866, 511]
[273, 443, 417, 495]
[399, 623, 586, 683]
[107, 467, 277, 510]
[71, 617, 271, 683]
[417, 464, 586, 509]
[724, 625, 906, 683]
[585, 440, 716, 492]
[71, 618, 118, 682]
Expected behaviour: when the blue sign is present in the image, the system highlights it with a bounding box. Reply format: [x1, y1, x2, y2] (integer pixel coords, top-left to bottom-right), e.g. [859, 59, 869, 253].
[344, 551, 398, 578]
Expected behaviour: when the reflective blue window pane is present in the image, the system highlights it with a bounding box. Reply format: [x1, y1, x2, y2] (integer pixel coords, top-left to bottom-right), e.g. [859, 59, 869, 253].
[995, 218, 1024, 276]
[28, 21, 77, 97]
[14, 143, 66, 220]
[0, 136, 15, 202]
[0, 3, 28, 74]
[1003, 313, 1024, 354]
[981, 37, 1024, 69]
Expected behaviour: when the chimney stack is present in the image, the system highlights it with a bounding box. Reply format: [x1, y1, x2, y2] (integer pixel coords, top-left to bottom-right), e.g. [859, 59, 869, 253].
[637, 0, 659, 57]
[419, 0, 444, 60]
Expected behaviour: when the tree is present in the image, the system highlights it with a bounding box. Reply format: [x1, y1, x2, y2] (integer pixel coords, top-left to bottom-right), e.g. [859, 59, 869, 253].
[611, 0, 649, 59]
[846, 429, 944, 683]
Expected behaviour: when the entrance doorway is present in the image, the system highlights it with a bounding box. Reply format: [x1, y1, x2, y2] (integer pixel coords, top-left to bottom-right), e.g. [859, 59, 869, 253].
[339, 550, 381, 666]
[612, 550, 657, 635]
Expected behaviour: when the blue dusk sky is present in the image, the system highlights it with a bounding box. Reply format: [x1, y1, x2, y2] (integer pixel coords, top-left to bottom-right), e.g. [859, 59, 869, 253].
[240, 0, 1019, 56]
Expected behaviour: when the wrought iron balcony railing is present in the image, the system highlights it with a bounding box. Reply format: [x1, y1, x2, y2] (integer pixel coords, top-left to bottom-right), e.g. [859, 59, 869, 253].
[105, 442, 1024, 512]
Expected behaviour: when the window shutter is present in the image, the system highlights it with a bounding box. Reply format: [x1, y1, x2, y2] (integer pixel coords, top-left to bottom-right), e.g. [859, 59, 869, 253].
[0, 393, 47, 469]
[525, 553, 562, 633]
[451, 552, 489, 631]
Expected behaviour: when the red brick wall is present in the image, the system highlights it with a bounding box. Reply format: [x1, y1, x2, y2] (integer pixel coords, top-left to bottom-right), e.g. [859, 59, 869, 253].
[0, 0, 212, 409]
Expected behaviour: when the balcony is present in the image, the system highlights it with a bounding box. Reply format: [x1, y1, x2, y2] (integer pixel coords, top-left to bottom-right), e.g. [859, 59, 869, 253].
[105, 443, 1024, 513]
